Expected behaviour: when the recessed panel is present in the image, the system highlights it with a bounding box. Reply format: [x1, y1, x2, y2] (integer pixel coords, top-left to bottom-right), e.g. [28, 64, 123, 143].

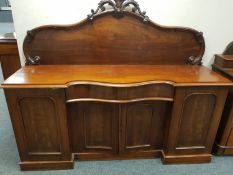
[126, 104, 153, 148]
[122, 101, 168, 151]
[177, 94, 216, 148]
[19, 97, 60, 154]
[84, 104, 113, 149]
[68, 102, 118, 153]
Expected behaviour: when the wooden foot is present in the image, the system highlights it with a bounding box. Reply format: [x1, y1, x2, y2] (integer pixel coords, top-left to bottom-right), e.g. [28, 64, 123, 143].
[161, 152, 211, 164]
[20, 155, 74, 171]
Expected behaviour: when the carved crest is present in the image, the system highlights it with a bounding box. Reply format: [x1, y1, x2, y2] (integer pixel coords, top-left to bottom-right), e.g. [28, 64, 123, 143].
[87, 0, 149, 22]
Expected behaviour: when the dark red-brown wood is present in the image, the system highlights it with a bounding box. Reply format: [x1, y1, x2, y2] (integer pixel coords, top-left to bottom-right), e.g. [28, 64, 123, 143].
[212, 51, 233, 155]
[23, 12, 204, 66]
[2, 65, 231, 170]
[2, 65, 231, 88]
[1, 0, 231, 171]
[0, 39, 21, 79]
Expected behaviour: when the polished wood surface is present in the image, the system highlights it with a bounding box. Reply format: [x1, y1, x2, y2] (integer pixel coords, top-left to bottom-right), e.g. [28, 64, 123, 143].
[214, 55, 233, 69]
[66, 83, 174, 103]
[3, 64, 231, 170]
[1, 0, 232, 171]
[2, 65, 232, 88]
[4, 88, 73, 170]
[23, 12, 204, 65]
[163, 86, 227, 163]
[0, 39, 21, 79]
[212, 53, 233, 155]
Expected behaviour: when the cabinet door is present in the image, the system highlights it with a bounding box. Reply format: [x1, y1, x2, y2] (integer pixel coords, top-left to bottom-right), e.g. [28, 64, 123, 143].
[163, 87, 228, 164]
[120, 101, 169, 153]
[4, 88, 71, 162]
[68, 102, 119, 155]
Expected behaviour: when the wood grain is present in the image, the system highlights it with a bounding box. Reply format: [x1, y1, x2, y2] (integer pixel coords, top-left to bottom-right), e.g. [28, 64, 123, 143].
[0, 39, 21, 79]
[2, 65, 232, 88]
[23, 12, 204, 65]
[2, 1, 232, 170]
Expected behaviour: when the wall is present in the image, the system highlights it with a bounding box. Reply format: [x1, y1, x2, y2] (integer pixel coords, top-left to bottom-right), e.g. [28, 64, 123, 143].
[0, 23, 14, 34]
[10, 0, 233, 66]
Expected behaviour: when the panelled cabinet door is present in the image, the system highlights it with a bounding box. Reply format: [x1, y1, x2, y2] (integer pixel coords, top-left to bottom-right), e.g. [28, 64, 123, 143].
[120, 101, 169, 153]
[163, 87, 228, 163]
[68, 102, 119, 155]
[4, 88, 71, 162]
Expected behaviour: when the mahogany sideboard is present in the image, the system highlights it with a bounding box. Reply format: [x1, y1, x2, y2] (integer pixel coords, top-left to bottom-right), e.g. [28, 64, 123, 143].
[1, 0, 233, 171]
[212, 43, 233, 154]
[0, 39, 21, 79]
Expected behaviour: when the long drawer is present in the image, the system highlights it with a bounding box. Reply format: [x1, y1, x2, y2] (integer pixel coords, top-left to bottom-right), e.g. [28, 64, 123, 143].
[66, 83, 174, 102]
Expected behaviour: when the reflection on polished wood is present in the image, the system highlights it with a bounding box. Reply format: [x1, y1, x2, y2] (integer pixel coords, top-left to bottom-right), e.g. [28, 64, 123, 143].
[1, 0, 232, 171]
[3, 65, 232, 170]
[2, 65, 231, 88]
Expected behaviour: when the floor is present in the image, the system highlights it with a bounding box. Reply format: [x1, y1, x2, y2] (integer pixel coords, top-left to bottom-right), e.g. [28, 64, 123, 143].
[1, 71, 233, 175]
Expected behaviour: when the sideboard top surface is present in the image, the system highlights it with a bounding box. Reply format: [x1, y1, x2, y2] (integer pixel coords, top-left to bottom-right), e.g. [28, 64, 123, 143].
[2, 65, 232, 88]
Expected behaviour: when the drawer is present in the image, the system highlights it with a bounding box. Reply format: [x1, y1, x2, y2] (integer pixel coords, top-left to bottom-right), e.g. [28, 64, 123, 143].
[66, 83, 174, 102]
[66, 84, 118, 100]
[121, 83, 174, 100]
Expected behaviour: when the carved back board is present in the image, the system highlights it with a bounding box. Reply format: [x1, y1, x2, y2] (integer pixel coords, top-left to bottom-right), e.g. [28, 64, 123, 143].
[23, 0, 205, 65]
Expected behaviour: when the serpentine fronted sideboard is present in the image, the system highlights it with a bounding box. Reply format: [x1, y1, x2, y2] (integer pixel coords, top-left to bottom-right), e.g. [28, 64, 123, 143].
[1, 0, 233, 171]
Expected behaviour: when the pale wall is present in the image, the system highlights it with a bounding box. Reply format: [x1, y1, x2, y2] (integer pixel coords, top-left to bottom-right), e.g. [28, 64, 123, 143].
[10, 0, 233, 66]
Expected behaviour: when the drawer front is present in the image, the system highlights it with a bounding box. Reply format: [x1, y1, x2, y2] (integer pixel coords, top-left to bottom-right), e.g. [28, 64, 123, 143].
[66, 83, 174, 102]
[122, 84, 174, 100]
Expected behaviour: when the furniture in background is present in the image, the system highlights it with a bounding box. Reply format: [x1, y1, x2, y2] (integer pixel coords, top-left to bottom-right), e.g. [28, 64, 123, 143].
[0, 0, 13, 22]
[1, 0, 232, 171]
[0, 39, 21, 79]
[212, 42, 233, 155]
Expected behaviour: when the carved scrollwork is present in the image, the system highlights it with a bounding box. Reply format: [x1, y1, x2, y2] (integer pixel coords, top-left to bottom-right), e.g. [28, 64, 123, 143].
[26, 56, 41, 65]
[87, 0, 149, 23]
[195, 32, 204, 44]
[186, 31, 204, 65]
[187, 56, 202, 65]
[25, 30, 35, 42]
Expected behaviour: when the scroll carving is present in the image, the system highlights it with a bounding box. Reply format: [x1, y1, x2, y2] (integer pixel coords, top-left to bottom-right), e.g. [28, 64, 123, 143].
[25, 30, 35, 42]
[195, 32, 204, 44]
[26, 56, 41, 65]
[87, 0, 149, 22]
[25, 30, 41, 65]
[186, 32, 204, 65]
[187, 56, 202, 65]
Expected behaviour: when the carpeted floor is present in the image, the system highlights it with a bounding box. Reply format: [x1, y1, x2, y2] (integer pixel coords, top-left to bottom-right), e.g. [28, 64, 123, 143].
[1, 70, 233, 175]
